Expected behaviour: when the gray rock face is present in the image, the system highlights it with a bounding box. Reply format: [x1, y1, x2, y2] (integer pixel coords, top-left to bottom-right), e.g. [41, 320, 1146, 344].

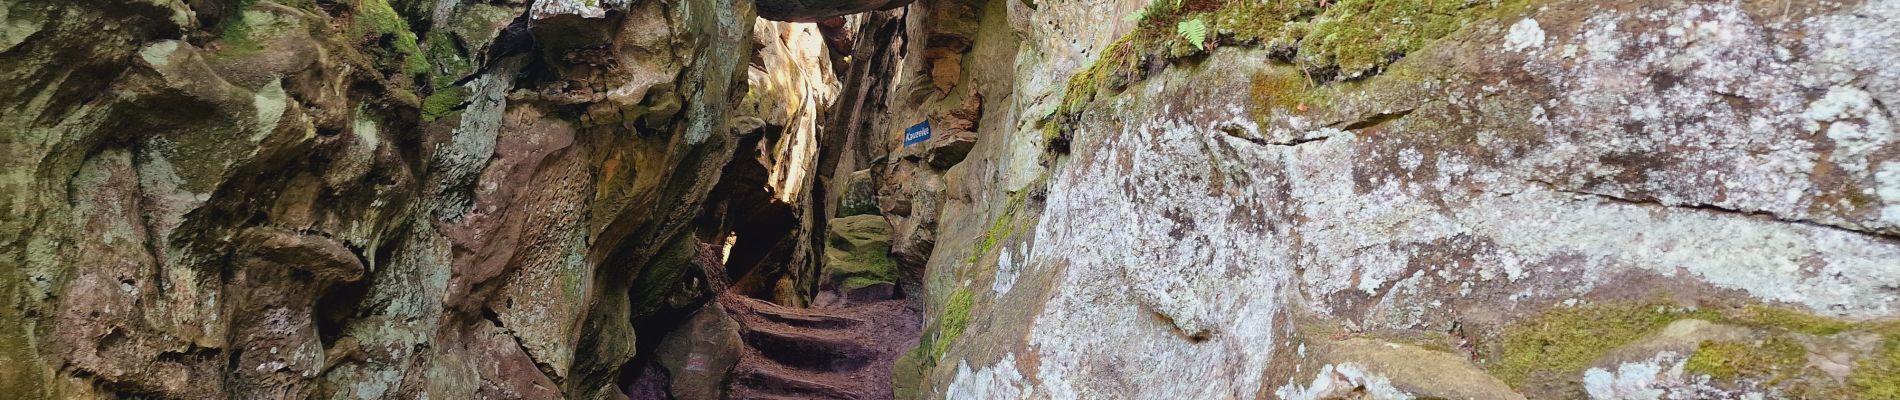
[11, 0, 1900, 398]
[877, 0, 1900, 399]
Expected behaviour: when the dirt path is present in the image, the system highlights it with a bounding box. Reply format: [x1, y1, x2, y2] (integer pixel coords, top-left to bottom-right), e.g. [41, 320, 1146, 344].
[687, 243, 921, 400]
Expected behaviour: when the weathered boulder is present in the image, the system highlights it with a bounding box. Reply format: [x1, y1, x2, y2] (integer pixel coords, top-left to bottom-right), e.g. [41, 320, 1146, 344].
[820, 214, 901, 305]
[879, 161, 946, 270]
[839, 168, 882, 217]
[656, 303, 746, 400]
[923, 131, 979, 169]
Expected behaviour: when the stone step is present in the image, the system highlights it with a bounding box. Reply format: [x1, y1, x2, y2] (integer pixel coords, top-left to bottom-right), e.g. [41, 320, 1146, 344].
[727, 361, 863, 400]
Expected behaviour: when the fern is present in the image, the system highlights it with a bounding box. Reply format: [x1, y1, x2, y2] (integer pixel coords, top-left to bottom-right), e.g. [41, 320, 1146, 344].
[1176, 18, 1208, 49]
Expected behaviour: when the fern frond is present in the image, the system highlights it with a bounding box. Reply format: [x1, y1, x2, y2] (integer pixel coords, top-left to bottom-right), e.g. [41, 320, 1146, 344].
[1176, 18, 1208, 49]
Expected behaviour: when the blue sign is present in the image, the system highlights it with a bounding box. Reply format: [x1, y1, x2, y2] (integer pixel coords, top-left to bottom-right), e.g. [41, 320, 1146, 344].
[903, 121, 932, 146]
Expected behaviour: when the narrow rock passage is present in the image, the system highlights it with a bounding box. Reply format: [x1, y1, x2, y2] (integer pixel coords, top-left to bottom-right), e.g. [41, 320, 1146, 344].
[690, 240, 922, 400]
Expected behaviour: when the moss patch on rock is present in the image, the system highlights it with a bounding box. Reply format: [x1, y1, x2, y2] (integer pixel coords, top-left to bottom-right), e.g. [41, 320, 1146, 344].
[1045, 0, 1531, 152]
[1676, 324, 1882, 397]
[931, 288, 974, 358]
[890, 287, 977, 399]
[216, 2, 269, 53]
[823, 215, 899, 291]
[1731, 305, 1857, 336]
[833, 239, 900, 291]
[1683, 307, 1898, 398]
[1489, 301, 1718, 387]
[891, 346, 926, 399]
[420, 85, 469, 121]
[964, 180, 1039, 267]
[1851, 322, 1900, 399]
[423, 32, 472, 90]
[1490, 300, 1900, 398]
[915, 287, 976, 363]
[1294, 0, 1488, 79]
[1683, 337, 1807, 381]
[350, 0, 429, 77]
[1249, 65, 1319, 111]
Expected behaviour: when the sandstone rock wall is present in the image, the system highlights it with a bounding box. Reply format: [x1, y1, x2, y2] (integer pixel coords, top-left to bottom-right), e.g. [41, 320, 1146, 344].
[0, 0, 759, 397]
[887, 0, 1900, 399]
[8, 0, 1899, 398]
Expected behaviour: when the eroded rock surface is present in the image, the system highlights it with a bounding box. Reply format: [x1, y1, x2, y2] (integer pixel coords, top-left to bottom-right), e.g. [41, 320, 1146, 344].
[879, 0, 1900, 399]
[1, 0, 757, 397]
[10, 0, 1900, 398]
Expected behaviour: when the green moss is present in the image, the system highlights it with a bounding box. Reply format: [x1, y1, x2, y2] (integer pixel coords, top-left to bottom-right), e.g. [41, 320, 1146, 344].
[1486, 0, 1540, 20]
[1489, 301, 1900, 397]
[964, 180, 1041, 266]
[889, 287, 977, 399]
[351, 0, 430, 76]
[1045, 0, 1528, 152]
[424, 32, 474, 90]
[824, 215, 899, 290]
[1208, 0, 1321, 44]
[1057, 33, 1140, 113]
[891, 346, 928, 400]
[1249, 66, 1314, 111]
[1489, 302, 1718, 388]
[1852, 323, 1900, 399]
[218, 2, 265, 52]
[966, 210, 1016, 265]
[1684, 337, 1808, 381]
[1042, 1, 1192, 149]
[931, 288, 975, 358]
[1039, 120, 1061, 142]
[1732, 305, 1856, 336]
[835, 244, 898, 290]
[420, 86, 469, 121]
[841, 276, 884, 291]
[1295, 0, 1476, 78]
[1682, 329, 1886, 398]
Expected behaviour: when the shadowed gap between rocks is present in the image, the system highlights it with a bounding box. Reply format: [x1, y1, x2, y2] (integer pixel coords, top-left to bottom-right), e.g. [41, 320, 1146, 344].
[618, 59, 920, 398]
[615, 14, 927, 394]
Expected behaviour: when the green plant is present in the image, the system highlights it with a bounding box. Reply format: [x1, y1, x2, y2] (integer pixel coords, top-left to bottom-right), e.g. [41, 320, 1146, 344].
[1177, 18, 1208, 50]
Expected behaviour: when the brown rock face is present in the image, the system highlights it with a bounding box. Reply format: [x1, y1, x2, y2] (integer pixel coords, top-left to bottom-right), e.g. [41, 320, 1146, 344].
[36, 0, 1898, 398]
[2, 0, 761, 397]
